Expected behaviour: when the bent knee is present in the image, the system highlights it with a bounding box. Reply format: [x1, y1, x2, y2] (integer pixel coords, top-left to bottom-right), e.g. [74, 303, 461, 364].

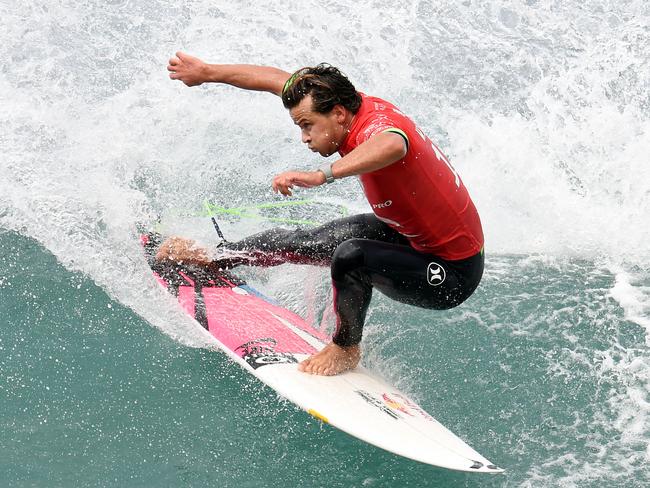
[331, 239, 366, 281]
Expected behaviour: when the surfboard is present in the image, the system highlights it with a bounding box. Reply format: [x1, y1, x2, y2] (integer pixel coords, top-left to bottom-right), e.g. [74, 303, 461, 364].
[142, 232, 503, 473]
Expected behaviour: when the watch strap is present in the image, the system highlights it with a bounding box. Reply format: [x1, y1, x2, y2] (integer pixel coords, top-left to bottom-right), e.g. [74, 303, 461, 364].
[318, 162, 335, 184]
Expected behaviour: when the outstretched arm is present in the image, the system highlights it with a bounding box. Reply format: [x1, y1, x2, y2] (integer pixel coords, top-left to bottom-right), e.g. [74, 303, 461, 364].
[167, 51, 291, 96]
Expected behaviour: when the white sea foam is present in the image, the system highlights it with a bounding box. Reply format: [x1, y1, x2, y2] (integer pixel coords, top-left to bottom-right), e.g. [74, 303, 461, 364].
[610, 269, 650, 337]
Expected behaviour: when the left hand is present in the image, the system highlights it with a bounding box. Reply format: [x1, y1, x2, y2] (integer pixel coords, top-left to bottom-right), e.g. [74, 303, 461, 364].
[156, 237, 211, 266]
[272, 170, 326, 196]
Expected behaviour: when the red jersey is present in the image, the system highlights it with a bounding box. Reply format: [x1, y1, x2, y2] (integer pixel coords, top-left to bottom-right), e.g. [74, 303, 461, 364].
[338, 94, 484, 261]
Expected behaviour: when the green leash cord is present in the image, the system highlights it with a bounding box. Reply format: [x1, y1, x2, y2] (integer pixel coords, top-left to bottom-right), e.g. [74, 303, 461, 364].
[200, 199, 348, 226]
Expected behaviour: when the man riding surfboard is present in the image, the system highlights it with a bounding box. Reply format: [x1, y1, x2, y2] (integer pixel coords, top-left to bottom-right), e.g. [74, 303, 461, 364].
[157, 52, 484, 377]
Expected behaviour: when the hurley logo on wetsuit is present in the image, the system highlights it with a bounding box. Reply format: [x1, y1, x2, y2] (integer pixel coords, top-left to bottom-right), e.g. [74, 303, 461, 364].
[427, 262, 446, 286]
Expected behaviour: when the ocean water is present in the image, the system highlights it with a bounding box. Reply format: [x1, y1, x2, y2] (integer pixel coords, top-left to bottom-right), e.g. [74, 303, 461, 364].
[1, 0, 649, 486]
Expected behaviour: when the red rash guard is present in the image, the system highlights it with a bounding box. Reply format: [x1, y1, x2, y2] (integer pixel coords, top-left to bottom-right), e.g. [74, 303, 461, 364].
[338, 94, 484, 261]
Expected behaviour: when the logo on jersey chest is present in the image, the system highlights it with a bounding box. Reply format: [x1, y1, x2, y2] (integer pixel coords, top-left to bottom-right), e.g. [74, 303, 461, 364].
[371, 199, 392, 209]
[427, 262, 446, 286]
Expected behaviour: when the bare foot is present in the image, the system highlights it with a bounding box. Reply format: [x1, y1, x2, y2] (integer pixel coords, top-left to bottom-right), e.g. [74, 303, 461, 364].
[155, 237, 212, 266]
[298, 343, 361, 376]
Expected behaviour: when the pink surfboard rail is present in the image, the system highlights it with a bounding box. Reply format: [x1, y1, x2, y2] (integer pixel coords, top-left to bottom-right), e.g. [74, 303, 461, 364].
[143, 233, 329, 369]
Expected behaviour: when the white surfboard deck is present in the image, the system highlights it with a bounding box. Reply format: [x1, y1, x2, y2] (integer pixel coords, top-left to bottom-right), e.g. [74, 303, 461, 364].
[259, 360, 502, 473]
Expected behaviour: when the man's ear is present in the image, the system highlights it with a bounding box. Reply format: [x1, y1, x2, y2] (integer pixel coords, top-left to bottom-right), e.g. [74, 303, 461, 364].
[334, 104, 347, 122]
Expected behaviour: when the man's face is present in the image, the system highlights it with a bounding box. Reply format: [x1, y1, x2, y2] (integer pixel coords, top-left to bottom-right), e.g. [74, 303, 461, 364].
[289, 95, 347, 157]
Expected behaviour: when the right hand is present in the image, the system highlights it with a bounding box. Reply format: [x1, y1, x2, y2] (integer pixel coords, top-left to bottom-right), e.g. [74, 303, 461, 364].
[167, 52, 207, 87]
[272, 170, 327, 196]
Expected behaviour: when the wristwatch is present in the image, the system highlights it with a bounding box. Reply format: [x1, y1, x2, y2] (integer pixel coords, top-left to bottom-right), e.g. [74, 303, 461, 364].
[318, 162, 335, 184]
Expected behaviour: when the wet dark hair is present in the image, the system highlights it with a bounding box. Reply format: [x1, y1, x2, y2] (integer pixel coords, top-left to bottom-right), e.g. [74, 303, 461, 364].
[281, 64, 362, 114]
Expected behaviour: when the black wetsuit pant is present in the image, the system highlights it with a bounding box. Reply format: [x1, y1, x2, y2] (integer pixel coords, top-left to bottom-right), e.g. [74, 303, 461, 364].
[224, 214, 484, 347]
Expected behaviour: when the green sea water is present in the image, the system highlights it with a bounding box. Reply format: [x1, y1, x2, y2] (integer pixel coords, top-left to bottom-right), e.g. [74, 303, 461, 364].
[2, 0, 649, 486]
[2, 231, 648, 487]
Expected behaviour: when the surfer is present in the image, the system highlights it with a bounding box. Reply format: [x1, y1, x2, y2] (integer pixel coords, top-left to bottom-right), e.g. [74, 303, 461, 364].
[157, 52, 484, 376]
